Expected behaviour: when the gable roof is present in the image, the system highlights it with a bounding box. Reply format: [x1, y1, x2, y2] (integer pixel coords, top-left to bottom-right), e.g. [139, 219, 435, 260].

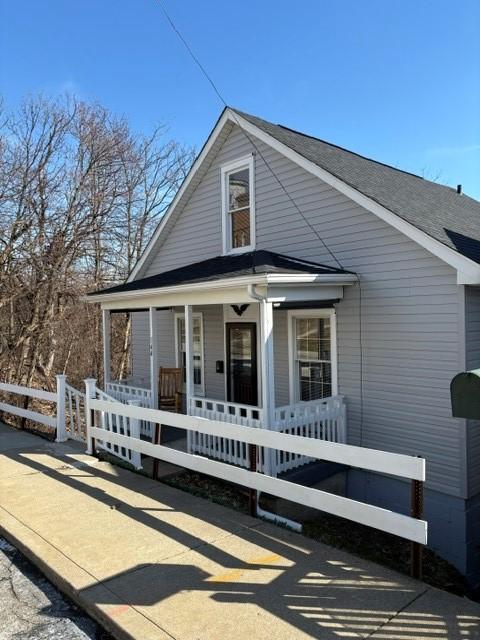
[90, 250, 353, 297]
[128, 107, 480, 285]
[233, 109, 480, 265]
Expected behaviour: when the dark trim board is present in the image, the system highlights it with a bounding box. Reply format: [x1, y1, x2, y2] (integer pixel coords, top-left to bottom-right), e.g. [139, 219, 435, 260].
[273, 300, 339, 310]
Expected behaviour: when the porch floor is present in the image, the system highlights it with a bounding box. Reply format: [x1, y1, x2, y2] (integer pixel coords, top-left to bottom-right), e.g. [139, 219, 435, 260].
[1, 422, 479, 640]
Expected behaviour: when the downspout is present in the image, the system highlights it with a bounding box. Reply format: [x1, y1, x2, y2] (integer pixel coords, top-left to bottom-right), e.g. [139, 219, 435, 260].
[247, 284, 302, 533]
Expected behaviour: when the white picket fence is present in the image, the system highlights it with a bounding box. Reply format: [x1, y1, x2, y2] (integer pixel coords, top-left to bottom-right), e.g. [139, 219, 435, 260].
[85, 396, 428, 545]
[188, 395, 346, 475]
[88, 381, 142, 469]
[65, 383, 86, 442]
[105, 381, 153, 437]
[273, 396, 347, 474]
[189, 396, 264, 469]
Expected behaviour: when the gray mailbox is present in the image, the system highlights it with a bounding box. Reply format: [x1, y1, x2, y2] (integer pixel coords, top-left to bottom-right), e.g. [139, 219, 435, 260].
[451, 369, 480, 420]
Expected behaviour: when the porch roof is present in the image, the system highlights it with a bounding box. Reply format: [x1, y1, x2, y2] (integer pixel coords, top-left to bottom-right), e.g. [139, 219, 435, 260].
[87, 250, 356, 305]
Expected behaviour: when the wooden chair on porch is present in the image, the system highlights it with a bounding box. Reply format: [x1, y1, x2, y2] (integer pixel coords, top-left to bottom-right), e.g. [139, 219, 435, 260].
[153, 367, 183, 479]
[158, 367, 183, 413]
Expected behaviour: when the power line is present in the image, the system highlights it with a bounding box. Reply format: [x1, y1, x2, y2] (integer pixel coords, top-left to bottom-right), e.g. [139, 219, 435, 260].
[157, 2, 226, 107]
[156, 0, 344, 271]
[156, 0, 364, 440]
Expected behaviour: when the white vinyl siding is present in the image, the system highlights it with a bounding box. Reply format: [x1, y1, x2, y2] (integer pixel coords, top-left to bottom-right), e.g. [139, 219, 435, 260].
[132, 123, 464, 497]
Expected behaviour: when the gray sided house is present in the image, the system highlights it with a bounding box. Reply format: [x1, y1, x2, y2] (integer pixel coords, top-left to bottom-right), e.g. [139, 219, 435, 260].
[89, 108, 480, 585]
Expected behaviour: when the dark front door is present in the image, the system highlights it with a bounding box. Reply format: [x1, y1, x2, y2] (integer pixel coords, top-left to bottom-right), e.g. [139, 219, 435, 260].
[226, 323, 258, 406]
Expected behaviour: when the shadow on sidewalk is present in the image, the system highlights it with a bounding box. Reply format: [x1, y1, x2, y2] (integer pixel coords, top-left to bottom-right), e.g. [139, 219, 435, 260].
[2, 438, 480, 639]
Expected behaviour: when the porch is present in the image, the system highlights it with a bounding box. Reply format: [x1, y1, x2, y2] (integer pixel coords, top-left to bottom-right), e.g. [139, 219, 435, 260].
[90, 250, 356, 476]
[105, 378, 347, 475]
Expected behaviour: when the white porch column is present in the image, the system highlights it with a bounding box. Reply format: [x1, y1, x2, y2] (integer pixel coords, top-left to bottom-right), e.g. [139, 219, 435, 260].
[260, 300, 276, 475]
[149, 307, 159, 409]
[102, 309, 111, 387]
[184, 304, 194, 416]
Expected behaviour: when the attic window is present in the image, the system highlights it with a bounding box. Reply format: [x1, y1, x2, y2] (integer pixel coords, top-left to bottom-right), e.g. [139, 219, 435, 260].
[221, 155, 255, 254]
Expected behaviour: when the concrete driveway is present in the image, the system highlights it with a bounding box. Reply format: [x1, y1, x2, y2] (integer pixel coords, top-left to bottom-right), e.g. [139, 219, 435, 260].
[0, 421, 479, 640]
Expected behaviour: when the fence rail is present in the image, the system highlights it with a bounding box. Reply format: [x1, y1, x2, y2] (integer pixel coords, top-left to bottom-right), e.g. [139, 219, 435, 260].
[0, 380, 61, 431]
[87, 396, 427, 545]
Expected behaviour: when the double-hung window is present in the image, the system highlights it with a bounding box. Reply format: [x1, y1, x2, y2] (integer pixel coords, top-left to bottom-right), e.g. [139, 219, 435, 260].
[175, 313, 204, 395]
[221, 155, 255, 254]
[289, 310, 337, 402]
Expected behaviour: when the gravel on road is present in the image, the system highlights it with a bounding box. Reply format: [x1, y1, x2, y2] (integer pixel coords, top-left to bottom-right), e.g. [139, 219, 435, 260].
[0, 537, 112, 640]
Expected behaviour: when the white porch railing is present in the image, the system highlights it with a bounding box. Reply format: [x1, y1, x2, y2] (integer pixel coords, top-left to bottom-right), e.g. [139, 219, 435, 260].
[273, 396, 347, 474]
[189, 396, 264, 469]
[93, 385, 142, 469]
[65, 383, 86, 442]
[188, 395, 346, 476]
[106, 381, 153, 438]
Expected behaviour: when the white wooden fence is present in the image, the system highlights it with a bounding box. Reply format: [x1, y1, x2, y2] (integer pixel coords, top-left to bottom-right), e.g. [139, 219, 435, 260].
[106, 381, 153, 437]
[65, 383, 86, 442]
[0, 376, 66, 439]
[188, 395, 346, 475]
[87, 380, 142, 469]
[189, 396, 264, 468]
[273, 396, 347, 474]
[85, 396, 427, 545]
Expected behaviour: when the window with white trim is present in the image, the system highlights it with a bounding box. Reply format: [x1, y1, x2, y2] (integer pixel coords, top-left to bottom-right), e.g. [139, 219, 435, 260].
[221, 156, 255, 254]
[175, 313, 204, 395]
[289, 310, 337, 402]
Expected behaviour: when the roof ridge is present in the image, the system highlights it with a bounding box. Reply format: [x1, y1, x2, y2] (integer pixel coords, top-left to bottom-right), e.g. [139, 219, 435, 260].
[231, 108, 463, 193]
[276, 124, 426, 182]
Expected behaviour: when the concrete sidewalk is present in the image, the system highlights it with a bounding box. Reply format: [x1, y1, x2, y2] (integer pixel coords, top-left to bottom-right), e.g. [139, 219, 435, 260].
[0, 423, 479, 640]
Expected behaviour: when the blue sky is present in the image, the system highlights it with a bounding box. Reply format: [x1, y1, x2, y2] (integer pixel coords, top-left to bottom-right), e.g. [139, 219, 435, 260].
[1, 0, 479, 198]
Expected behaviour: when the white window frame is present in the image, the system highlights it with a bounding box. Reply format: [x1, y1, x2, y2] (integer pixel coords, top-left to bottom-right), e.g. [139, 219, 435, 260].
[174, 312, 205, 396]
[287, 309, 338, 404]
[221, 154, 255, 255]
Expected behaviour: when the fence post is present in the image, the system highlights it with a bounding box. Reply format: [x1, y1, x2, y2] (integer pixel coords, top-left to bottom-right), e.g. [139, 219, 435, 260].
[410, 458, 424, 579]
[84, 378, 97, 455]
[55, 374, 67, 442]
[127, 399, 142, 470]
[340, 401, 347, 443]
[249, 443, 258, 517]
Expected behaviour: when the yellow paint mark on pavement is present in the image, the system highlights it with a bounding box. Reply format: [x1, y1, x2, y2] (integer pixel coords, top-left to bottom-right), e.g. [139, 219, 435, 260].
[247, 553, 282, 565]
[207, 553, 283, 583]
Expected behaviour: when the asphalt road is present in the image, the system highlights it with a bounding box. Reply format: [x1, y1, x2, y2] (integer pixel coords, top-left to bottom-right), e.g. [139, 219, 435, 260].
[0, 537, 112, 640]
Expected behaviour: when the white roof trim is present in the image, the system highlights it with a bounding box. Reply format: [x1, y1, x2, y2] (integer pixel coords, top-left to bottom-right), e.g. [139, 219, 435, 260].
[87, 272, 357, 304]
[128, 108, 480, 285]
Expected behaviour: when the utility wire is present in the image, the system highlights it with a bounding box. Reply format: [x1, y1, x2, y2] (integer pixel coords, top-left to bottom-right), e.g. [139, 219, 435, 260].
[158, 3, 226, 107]
[157, 0, 344, 271]
[156, 0, 364, 442]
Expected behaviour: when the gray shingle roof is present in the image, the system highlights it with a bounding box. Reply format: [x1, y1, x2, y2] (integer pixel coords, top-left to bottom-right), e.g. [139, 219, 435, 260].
[89, 250, 352, 297]
[233, 109, 480, 264]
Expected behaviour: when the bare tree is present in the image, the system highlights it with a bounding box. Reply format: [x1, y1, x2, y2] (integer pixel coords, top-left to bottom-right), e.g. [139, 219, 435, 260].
[0, 95, 193, 396]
